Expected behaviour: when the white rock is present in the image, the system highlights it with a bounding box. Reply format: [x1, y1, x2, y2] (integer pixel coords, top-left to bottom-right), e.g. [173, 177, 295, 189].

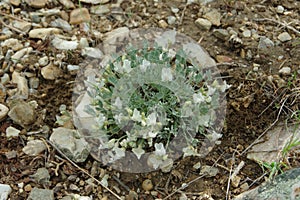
[167, 16, 176, 25]
[81, 47, 103, 59]
[67, 65, 80, 71]
[195, 18, 212, 30]
[12, 71, 29, 99]
[50, 18, 72, 32]
[58, 0, 75, 9]
[29, 28, 60, 40]
[38, 56, 49, 66]
[276, 5, 284, 14]
[242, 29, 251, 38]
[11, 47, 33, 63]
[0, 104, 9, 121]
[278, 32, 292, 42]
[204, 9, 221, 26]
[0, 184, 12, 200]
[12, 20, 32, 33]
[1, 38, 23, 51]
[79, 38, 89, 48]
[51, 37, 78, 50]
[6, 126, 21, 137]
[25, 0, 47, 8]
[69, 8, 91, 24]
[22, 140, 47, 156]
[1, 73, 10, 85]
[279, 67, 291, 75]
[90, 5, 110, 15]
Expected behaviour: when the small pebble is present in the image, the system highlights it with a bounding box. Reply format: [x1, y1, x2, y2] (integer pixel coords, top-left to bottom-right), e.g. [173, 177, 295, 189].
[242, 29, 251, 38]
[276, 5, 284, 14]
[278, 32, 292, 42]
[142, 179, 153, 191]
[0, 103, 9, 121]
[279, 67, 291, 75]
[167, 16, 176, 25]
[6, 126, 21, 137]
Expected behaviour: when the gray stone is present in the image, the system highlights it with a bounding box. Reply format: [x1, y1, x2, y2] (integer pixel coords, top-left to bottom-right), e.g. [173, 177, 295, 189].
[233, 168, 300, 200]
[8, 100, 36, 127]
[204, 9, 221, 26]
[213, 29, 229, 40]
[200, 165, 219, 177]
[29, 28, 60, 40]
[79, 0, 110, 4]
[1, 38, 23, 51]
[12, 20, 31, 33]
[0, 184, 12, 200]
[25, 0, 47, 8]
[51, 37, 78, 50]
[41, 63, 62, 80]
[11, 71, 29, 99]
[278, 32, 292, 42]
[103, 27, 129, 54]
[171, 7, 179, 13]
[0, 103, 9, 121]
[90, 5, 110, 15]
[279, 67, 291, 75]
[6, 126, 20, 137]
[50, 18, 72, 32]
[258, 36, 274, 49]
[27, 188, 54, 200]
[242, 29, 251, 38]
[31, 168, 50, 185]
[79, 38, 89, 48]
[22, 140, 47, 156]
[81, 47, 103, 59]
[195, 18, 212, 30]
[167, 16, 176, 25]
[50, 127, 90, 162]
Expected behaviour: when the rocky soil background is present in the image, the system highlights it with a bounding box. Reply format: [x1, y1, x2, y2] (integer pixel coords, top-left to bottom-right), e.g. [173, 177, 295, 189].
[0, 0, 299, 199]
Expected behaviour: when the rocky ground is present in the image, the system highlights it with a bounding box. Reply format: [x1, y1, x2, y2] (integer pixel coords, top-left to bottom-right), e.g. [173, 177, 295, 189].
[0, 0, 299, 199]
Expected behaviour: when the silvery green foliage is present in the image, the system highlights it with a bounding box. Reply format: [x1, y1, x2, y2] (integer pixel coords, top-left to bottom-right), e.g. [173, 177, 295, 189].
[84, 43, 230, 170]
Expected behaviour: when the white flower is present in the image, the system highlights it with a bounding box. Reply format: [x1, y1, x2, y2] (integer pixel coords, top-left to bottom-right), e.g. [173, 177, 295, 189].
[148, 131, 158, 138]
[146, 112, 157, 126]
[122, 59, 132, 73]
[207, 85, 216, 96]
[113, 97, 123, 109]
[131, 108, 142, 122]
[154, 143, 166, 156]
[140, 59, 151, 72]
[161, 67, 173, 82]
[193, 92, 205, 103]
[113, 113, 124, 124]
[132, 147, 145, 159]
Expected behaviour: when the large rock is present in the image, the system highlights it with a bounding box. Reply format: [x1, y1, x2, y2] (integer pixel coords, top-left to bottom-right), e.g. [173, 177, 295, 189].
[0, 184, 12, 200]
[50, 127, 90, 162]
[234, 168, 300, 200]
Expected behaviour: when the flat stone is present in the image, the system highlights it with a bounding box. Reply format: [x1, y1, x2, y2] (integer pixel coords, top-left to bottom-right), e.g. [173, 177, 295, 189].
[0, 103, 9, 121]
[11, 71, 29, 99]
[25, 0, 48, 8]
[195, 18, 212, 30]
[167, 16, 176, 25]
[27, 188, 54, 200]
[50, 18, 72, 32]
[81, 47, 103, 59]
[69, 8, 91, 25]
[8, 100, 36, 128]
[213, 29, 229, 40]
[50, 127, 90, 162]
[258, 36, 274, 49]
[22, 140, 47, 156]
[278, 32, 292, 42]
[10, 0, 21, 6]
[12, 20, 32, 33]
[200, 165, 219, 177]
[204, 9, 221, 26]
[41, 63, 62, 80]
[51, 37, 78, 50]
[6, 126, 20, 137]
[233, 168, 300, 200]
[279, 66, 291, 75]
[58, 0, 75, 9]
[31, 168, 50, 185]
[1, 38, 23, 51]
[79, 0, 110, 4]
[0, 184, 12, 200]
[29, 28, 60, 40]
[90, 5, 110, 15]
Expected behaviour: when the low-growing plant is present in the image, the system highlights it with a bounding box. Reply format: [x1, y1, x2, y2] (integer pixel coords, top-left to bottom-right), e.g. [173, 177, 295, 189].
[83, 42, 230, 171]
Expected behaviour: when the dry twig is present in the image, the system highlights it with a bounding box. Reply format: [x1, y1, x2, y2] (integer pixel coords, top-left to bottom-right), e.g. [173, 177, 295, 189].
[254, 18, 300, 35]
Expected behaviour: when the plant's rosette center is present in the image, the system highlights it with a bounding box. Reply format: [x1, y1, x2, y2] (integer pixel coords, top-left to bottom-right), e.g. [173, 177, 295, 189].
[72, 28, 229, 173]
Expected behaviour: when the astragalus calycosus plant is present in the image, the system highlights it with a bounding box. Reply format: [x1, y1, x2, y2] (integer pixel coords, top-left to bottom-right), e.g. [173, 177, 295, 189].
[84, 41, 230, 172]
